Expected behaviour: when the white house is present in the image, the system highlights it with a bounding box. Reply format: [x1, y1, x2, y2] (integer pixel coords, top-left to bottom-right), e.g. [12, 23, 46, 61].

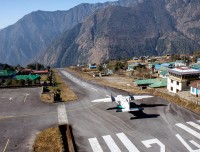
[190, 80, 200, 97]
[167, 67, 200, 93]
[175, 60, 187, 67]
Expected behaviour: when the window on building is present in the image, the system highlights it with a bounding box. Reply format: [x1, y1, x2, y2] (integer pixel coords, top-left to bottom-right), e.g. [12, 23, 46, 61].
[171, 87, 173, 91]
[171, 80, 173, 83]
[187, 82, 190, 86]
[176, 89, 179, 93]
[177, 82, 179, 85]
[192, 88, 195, 93]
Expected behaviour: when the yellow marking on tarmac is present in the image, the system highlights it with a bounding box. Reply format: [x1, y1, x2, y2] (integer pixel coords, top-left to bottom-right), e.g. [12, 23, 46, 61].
[2, 139, 9, 152]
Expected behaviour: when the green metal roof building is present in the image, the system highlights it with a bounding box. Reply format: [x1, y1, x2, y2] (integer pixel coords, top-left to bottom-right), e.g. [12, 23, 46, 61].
[0, 70, 16, 78]
[134, 78, 167, 88]
[15, 75, 40, 81]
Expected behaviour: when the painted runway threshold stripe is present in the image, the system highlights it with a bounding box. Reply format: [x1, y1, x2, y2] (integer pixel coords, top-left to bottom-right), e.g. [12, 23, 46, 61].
[116, 133, 140, 152]
[187, 122, 200, 130]
[190, 140, 200, 148]
[176, 123, 200, 140]
[57, 104, 68, 125]
[102, 135, 121, 152]
[88, 138, 103, 152]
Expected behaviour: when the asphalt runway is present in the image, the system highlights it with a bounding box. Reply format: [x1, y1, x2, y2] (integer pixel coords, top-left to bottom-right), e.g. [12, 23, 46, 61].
[60, 69, 200, 152]
[0, 69, 200, 152]
[0, 88, 58, 151]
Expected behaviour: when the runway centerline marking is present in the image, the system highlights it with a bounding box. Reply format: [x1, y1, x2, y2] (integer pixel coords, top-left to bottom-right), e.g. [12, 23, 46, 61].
[116, 133, 140, 152]
[102, 135, 121, 152]
[88, 138, 103, 152]
[2, 139, 9, 152]
[187, 121, 200, 130]
[58, 104, 68, 124]
[176, 123, 200, 140]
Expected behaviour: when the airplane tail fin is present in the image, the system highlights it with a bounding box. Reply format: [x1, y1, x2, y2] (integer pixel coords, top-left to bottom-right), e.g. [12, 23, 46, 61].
[111, 94, 115, 102]
[128, 93, 134, 100]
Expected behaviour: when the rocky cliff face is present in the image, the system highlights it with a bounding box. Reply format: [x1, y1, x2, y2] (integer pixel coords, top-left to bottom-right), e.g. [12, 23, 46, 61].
[0, 2, 116, 65]
[38, 0, 200, 67]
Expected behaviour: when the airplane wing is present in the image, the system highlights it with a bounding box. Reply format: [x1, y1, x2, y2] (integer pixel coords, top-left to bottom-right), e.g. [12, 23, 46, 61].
[133, 95, 153, 100]
[117, 107, 143, 112]
[91, 98, 112, 103]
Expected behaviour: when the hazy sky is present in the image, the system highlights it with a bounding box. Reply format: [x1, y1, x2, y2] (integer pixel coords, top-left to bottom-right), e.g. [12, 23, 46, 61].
[0, 0, 116, 29]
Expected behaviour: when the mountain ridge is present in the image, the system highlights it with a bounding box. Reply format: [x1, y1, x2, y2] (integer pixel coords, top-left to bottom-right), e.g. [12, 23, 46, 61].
[37, 0, 200, 67]
[0, 1, 119, 66]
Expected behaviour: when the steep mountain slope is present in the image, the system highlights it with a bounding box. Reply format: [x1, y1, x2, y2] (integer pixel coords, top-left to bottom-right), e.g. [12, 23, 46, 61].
[38, 0, 200, 67]
[0, 2, 117, 65]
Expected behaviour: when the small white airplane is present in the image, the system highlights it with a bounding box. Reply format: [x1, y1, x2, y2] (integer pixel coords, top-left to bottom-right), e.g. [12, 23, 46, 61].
[91, 94, 153, 112]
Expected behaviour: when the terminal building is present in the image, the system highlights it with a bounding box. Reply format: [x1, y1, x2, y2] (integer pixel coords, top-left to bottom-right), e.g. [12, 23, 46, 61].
[167, 67, 200, 93]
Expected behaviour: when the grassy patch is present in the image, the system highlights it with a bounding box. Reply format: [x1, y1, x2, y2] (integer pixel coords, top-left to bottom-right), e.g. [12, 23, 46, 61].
[33, 125, 75, 152]
[40, 93, 54, 103]
[33, 127, 63, 152]
[53, 69, 78, 102]
[40, 69, 78, 103]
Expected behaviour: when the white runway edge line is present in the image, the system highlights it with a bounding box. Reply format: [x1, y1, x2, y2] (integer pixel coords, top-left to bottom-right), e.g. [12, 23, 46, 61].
[176, 123, 200, 140]
[58, 104, 68, 125]
[102, 135, 121, 152]
[88, 138, 103, 152]
[116, 133, 140, 152]
[187, 121, 200, 130]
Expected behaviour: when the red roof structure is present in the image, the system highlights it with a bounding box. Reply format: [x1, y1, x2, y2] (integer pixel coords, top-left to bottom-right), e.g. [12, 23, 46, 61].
[190, 80, 200, 89]
[32, 70, 49, 74]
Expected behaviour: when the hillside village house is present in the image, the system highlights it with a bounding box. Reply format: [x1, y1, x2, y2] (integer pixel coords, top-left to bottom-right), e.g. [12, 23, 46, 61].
[190, 80, 200, 97]
[175, 60, 187, 67]
[167, 67, 200, 93]
[197, 58, 200, 63]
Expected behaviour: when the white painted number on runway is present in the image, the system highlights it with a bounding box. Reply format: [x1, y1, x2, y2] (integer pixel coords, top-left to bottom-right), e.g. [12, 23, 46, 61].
[142, 138, 165, 152]
[176, 134, 200, 152]
[88, 138, 103, 152]
[102, 135, 121, 152]
[88, 121, 200, 152]
[116, 133, 140, 152]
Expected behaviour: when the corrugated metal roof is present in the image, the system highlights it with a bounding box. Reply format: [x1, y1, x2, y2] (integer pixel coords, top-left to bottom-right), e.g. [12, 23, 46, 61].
[190, 80, 200, 89]
[135, 78, 167, 88]
[0, 70, 16, 77]
[135, 79, 158, 85]
[160, 70, 168, 76]
[169, 67, 200, 75]
[149, 79, 167, 88]
[15, 75, 40, 80]
[190, 64, 200, 69]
